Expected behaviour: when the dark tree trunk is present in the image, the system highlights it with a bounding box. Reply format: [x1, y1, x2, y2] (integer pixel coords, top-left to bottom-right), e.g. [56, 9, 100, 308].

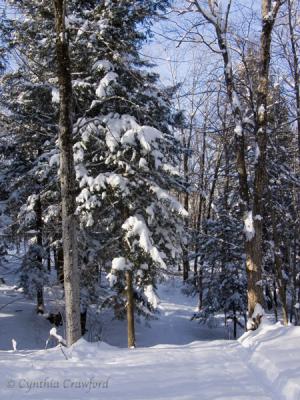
[271, 212, 288, 325]
[80, 310, 87, 336]
[193, 128, 207, 306]
[35, 195, 44, 314]
[53, 0, 81, 346]
[56, 244, 64, 285]
[182, 133, 190, 281]
[126, 270, 135, 348]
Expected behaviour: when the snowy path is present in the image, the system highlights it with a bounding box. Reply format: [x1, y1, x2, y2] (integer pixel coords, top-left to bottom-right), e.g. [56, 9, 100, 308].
[0, 279, 283, 399]
[0, 339, 276, 399]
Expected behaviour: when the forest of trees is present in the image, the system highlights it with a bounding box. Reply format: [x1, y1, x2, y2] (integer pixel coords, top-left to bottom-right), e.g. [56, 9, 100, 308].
[0, 0, 299, 347]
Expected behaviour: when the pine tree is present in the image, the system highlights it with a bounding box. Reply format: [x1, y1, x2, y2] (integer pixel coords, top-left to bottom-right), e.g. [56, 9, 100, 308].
[69, 0, 186, 347]
[3, 0, 186, 345]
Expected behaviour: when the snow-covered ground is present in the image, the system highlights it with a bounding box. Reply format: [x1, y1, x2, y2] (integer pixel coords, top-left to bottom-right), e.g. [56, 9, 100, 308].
[0, 278, 299, 400]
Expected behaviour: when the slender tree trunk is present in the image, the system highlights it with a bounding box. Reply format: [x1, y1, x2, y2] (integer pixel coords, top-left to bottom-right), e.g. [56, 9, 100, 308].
[182, 146, 189, 281]
[47, 246, 51, 272]
[273, 279, 278, 322]
[80, 309, 87, 336]
[35, 195, 44, 314]
[122, 206, 136, 348]
[53, 0, 81, 346]
[287, 0, 300, 166]
[182, 128, 192, 281]
[56, 244, 64, 284]
[233, 307, 237, 339]
[126, 270, 135, 348]
[206, 149, 222, 221]
[193, 128, 206, 276]
[271, 211, 288, 325]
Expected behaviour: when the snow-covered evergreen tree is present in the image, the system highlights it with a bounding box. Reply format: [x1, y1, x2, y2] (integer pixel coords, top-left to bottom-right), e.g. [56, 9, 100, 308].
[68, 0, 187, 346]
[2, 0, 186, 343]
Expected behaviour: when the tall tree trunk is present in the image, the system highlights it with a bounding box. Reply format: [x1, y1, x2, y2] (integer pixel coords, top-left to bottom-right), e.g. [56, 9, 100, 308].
[271, 211, 288, 325]
[56, 244, 64, 285]
[182, 143, 189, 281]
[53, 0, 81, 346]
[214, 23, 262, 320]
[193, 0, 283, 324]
[182, 128, 192, 281]
[126, 270, 135, 348]
[287, 0, 300, 166]
[193, 126, 207, 308]
[35, 195, 44, 314]
[245, 0, 283, 320]
[287, 0, 300, 326]
[206, 149, 222, 221]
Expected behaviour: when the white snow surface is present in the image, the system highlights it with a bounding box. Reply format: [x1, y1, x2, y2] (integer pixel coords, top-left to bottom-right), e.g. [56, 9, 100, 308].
[0, 277, 299, 399]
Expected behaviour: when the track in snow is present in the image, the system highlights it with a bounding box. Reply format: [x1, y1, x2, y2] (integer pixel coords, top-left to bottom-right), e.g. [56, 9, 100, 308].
[0, 279, 278, 399]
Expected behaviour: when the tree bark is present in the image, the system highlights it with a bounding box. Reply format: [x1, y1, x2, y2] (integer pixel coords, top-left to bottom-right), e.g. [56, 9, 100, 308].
[35, 195, 44, 314]
[245, 0, 282, 318]
[182, 135, 190, 281]
[126, 270, 135, 348]
[53, 0, 81, 346]
[271, 211, 288, 325]
[56, 244, 64, 284]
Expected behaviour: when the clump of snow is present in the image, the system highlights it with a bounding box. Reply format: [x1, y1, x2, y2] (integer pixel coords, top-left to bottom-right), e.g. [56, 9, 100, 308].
[247, 303, 265, 330]
[144, 285, 160, 309]
[49, 153, 60, 168]
[49, 327, 66, 346]
[150, 185, 188, 217]
[11, 339, 17, 351]
[258, 104, 265, 118]
[103, 114, 139, 152]
[107, 258, 133, 286]
[111, 257, 132, 271]
[92, 59, 114, 72]
[73, 80, 92, 89]
[252, 303, 264, 319]
[96, 72, 118, 98]
[234, 123, 243, 136]
[107, 272, 117, 287]
[51, 87, 60, 104]
[244, 211, 255, 241]
[122, 215, 166, 268]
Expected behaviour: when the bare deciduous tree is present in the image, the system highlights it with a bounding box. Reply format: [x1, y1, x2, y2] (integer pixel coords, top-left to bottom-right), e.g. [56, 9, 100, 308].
[184, 0, 284, 327]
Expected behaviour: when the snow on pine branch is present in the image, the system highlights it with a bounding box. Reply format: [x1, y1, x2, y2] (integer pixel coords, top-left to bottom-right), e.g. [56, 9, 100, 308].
[96, 72, 118, 99]
[122, 215, 167, 269]
[107, 257, 133, 287]
[149, 185, 188, 217]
